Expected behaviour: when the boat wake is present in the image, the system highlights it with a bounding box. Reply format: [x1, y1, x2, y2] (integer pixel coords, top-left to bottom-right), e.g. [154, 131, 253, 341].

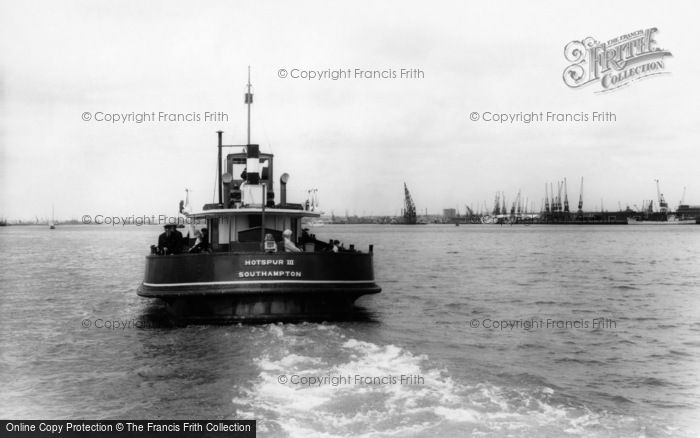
[230, 324, 653, 438]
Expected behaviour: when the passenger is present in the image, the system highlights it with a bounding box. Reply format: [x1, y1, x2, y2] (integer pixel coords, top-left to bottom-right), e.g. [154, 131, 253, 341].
[282, 229, 301, 252]
[156, 225, 172, 255]
[187, 230, 201, 252]
[332, 240, 340, 253]
[264, 233, 277, 253]
[189, 228, 210, 253]
[157, 224, 184, 255]
[301, 228, 310, 243]
[199, 228, 210, 251]
[173, 226, 185, 254]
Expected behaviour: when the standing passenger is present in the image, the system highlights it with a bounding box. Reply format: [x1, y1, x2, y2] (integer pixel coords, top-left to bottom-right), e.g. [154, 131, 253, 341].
[157, 224, 184, 255]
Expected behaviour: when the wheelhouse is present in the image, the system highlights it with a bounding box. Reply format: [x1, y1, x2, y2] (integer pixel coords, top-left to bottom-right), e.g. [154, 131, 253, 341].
[184, 139, 322, 253]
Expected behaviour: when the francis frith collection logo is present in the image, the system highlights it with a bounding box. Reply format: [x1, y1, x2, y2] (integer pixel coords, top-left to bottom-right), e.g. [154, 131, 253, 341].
[563, 28, 672, 92]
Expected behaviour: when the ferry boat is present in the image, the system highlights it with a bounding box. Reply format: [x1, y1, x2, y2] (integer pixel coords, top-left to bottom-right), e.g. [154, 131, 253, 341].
[137, 73, 380, 322]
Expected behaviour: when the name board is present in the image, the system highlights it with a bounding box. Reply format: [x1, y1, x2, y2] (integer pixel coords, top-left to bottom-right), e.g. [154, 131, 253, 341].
[239, 258, 302, 278]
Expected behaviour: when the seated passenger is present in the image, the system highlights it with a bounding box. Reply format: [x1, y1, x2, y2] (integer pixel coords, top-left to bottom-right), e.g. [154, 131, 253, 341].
[264, 233, 277, 253]
[332, 240, 340, 253]
[189, 228, 210, 253]
[282, 229, 301, 252]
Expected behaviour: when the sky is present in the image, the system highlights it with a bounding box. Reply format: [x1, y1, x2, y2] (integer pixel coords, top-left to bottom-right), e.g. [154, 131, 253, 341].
[1, 0, 699, 221]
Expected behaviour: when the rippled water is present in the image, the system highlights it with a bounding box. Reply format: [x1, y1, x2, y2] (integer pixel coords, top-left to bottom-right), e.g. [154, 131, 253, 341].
[1, 224, 699, 437]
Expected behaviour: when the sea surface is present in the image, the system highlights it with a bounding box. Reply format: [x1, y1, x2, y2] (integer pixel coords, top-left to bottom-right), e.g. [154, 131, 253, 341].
[1, 224, 699, 437]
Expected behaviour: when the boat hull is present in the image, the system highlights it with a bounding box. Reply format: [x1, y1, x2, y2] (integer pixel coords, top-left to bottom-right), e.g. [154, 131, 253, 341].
[627, 218, 697, 225]
[138, 252, 380, 322]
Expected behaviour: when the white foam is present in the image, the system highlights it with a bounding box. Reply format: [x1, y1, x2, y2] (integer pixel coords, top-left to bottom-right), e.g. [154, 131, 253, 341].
[232, 324, 481, 437]
[232, 324, 631, 438]
[434, 406, 478, 422]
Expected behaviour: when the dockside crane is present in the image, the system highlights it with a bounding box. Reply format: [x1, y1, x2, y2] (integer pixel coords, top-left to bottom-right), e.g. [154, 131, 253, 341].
[563, 178, 570, 213]
[556, 182, 563, 213]
[577, 177, 584, 215]
[655, 179, 668, 213]
[465, 205, 474, 219]
[544, 183, 550, 213]
[510, 190, 521, 217]
[403, 182, 417, 224]
[550, 182, 556, 212]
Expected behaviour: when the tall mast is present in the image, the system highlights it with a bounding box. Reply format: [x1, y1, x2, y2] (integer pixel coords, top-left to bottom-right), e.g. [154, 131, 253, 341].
[680, 186, 686, 207]
[245, 66, 253, 145]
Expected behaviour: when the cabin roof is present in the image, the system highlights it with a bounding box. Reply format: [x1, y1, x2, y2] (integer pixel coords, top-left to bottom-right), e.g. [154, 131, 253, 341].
[187, 208, 321, 219]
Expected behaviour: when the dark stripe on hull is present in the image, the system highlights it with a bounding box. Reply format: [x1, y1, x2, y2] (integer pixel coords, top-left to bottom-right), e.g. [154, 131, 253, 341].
[138, 252, 380, 321]
[157, 290, 378, 323]
[141, 252, 376, 286]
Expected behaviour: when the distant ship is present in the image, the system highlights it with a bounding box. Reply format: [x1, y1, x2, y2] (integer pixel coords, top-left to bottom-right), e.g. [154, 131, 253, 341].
[137, 71, 380, 322]
[49, 205, 56, 229]
[627, 181, 696, 225]
[304, 218, 326, 227]
[676, 204, 700, 224]
[627, 215, 696, 225]
[627, 179, 696, 225]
